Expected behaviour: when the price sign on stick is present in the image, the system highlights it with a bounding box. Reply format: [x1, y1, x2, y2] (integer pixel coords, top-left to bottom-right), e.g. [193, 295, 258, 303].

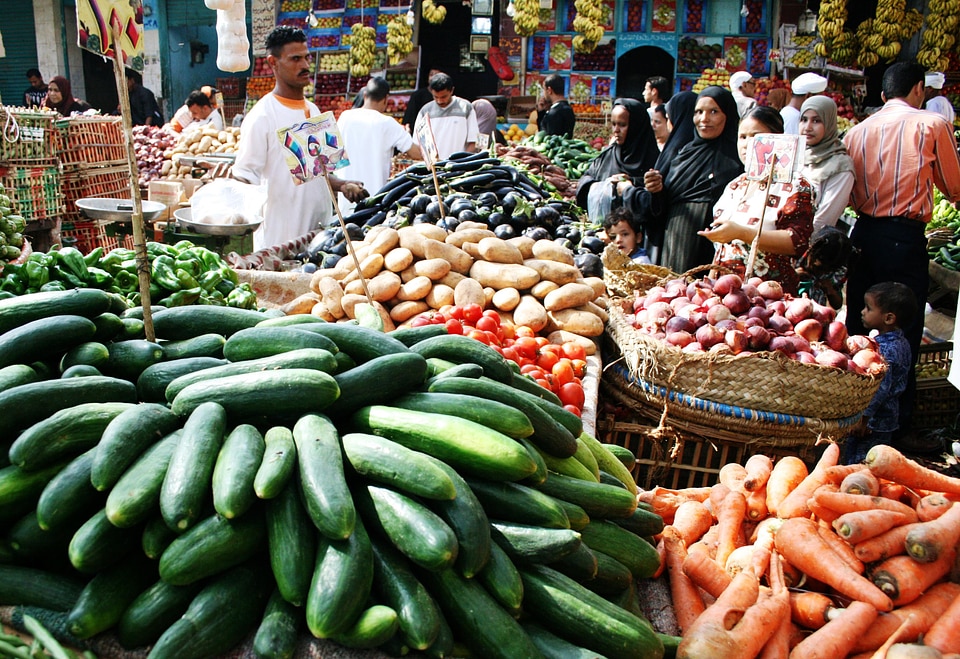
[276, 111, 349, 185]
[416, 114, 440, 168]
[77, 0, 145, 71]
[744, 133, 804, 183]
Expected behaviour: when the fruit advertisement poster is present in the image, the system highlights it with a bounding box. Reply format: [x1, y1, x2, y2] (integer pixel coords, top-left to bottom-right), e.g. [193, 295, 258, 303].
[744, 134, 804, 184]
[548, 35, 573, 70]
[76, 0, 145, 71]
[568, 75, 592, 104]
[602, 0, 616, 30]
[277, 112, 349, 185]
[723, 37, 749, 73]
[650, 0, 676, 32]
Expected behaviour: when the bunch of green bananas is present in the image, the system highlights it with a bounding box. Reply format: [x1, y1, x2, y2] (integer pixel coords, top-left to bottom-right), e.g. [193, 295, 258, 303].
[571, 0, 604, 53]
[387, 16, 414, 66]
[917, 0, 960, 71]
[512, 0, 540, 37]
[349, 23, 377, 77]
[422, 0, 446, 25]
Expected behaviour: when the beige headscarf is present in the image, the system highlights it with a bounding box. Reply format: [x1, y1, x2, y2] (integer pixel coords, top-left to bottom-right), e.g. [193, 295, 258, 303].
[800, 95, 854, 185]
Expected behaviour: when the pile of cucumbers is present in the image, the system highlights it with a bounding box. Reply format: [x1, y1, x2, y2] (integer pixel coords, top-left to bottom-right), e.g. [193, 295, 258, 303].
[0, 288, 674, 659]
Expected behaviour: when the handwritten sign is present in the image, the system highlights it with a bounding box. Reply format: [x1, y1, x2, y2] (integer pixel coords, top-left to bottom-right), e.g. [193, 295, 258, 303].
[277, 112, 348, 185]
[76, 0, 145, 71]
[415, 115, 440, 168]
[251, 0, 276, 57]
[744, 133, 804, 183]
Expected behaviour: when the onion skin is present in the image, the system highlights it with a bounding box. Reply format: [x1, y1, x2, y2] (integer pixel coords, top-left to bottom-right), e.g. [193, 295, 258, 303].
[815, 349, 849, 370]
[725, 329, 749, 354]
[723, 291, 752, 315]
[768, 336, 796, 354]
[794, 318, 823, 342]
[767, 315, 793, 335]
[824, 321, 848, 352]
[713, 273, 743, 296]
[785, 297, 814, 325]
[666, 331, 695, 348]
[852, 349, 885, 376]
[696, 324, 726, 349]
[757, 280, 784, 300]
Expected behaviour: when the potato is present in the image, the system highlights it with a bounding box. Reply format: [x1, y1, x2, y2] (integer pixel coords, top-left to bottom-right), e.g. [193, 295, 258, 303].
[397, 275, 433, 301]
[523, 259, 581, 285]
[340, 293, 368, 319]
[547, 330, 598, 356]
[513, 295, 549, 332]
[507, 236, 536, 260]
[532, 239, 576, 266]
[398, 226, 429, 258]
[424, 239, 474, 274]
[366, 227, 400, 255]
[581, 300, 609, 323]
[483, 287, 496, 307]
[367, 271, 403, 302]
[581, 276, 607, 299]
[333, 244, 372, 278]
[426, 283, 455, 309]
[410, 258, 451, 281]
[318, 276, 345, 318]
[341, 253, 384, 284]
[310, 300, 336, 322]
[456, 220, 488, 232]
[438, 271, 467, 290]
[530, 280, 560, 299]
[491, 287, 521, 311]
[454, 277, 485, 307]
[280, 291, 322, 316]
[413, 224, 448, 243]
[469, 261, 540, 291]
[447, 228, 494, 248]
[546, 309, 604, 337]
[460, 242, 482, 260]
[544, 283, 596, 312]
[389, 300, 430, 323]
[383, 247, 414, 272]
[343, 279, 364, 296]
[477, 237, 524, 264]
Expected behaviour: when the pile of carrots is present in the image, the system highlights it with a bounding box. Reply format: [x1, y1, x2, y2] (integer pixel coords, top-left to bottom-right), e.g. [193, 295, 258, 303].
[641, 442, 960, 659]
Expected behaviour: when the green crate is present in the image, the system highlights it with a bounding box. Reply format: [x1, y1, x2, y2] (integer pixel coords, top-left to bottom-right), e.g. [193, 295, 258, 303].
[0, 109, 59, 165]
[0, 165, 63, 222]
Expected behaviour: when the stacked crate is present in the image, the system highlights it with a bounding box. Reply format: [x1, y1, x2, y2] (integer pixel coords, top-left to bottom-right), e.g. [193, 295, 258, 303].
[0, 107, 63, 228]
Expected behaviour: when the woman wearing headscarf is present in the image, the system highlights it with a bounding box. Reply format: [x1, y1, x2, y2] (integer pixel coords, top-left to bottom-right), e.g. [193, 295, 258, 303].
[700, 105, 815, 295]
[575, 98, 660, 223]
[618, 86, 743, 273]
[472, 98, 507, 147]
[655, 91, 697, 172]
[44, 76, 91, 116]
[798, 95, 856, 232]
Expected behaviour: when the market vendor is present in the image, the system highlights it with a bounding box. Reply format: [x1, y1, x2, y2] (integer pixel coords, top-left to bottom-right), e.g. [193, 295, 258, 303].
[923, 72, 956, 126]
[170, 87, 224, 134]
[413, 72, 479, 160]
[233, 26, 368, 251]
[535, 74, 576, 138]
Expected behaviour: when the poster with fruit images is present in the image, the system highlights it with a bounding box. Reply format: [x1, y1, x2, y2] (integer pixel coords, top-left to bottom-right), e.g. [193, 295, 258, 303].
[569, 75, 592, 104]
[601, 0, 615, 30]
[723, 37, 749, 73]
[744, 134, 804, 183]
[525, 73, 545, 102]
[549, 36, 573, 70]
[650, 0, 676, 32]
[538, 6, 556, 32]
[76, 0, 145, 71]
[277, 112, 349, 185]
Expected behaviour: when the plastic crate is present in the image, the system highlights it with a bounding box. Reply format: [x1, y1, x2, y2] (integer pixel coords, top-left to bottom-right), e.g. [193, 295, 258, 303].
[913, 342, 959, 429]
[0, 109, 59, 165]
[54, 117, 127, 170]
[59, 220, 123, 254]
[216, 77, 244, 99]
[0, 165, 63, 222]
[62, 165, 133, 222]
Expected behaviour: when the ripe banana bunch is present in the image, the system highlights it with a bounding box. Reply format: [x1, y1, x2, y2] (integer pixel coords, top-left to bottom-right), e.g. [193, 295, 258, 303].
[572, 0, 604, 52]
[387, 16, 413, 66]
[349, 23, 377, 77]
[917, 0, 959, 72]
[512, 0, 540, 37]
[855, 1, 921, 68]
[421, 0, 446, 25]
[817, 0, 854, 63]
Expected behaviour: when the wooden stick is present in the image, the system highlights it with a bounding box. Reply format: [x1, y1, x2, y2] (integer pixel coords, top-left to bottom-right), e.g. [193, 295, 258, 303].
[323, 170, 372, 305]
[743, 163, 776, 280]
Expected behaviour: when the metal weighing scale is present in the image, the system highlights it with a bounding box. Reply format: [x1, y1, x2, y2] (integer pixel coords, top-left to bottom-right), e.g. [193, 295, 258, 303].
[75, 198, 169, 247]
[166, 207, 261, 254]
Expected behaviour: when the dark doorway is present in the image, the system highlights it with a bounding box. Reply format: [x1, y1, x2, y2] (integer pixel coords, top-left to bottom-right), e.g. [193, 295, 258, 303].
[616, 46, 675, 102]
[416, 1, 500, 100]
[82, 50, 119, 115]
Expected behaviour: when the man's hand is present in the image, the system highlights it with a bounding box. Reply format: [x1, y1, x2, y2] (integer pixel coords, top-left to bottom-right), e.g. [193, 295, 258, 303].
[341, 181, 369, 203]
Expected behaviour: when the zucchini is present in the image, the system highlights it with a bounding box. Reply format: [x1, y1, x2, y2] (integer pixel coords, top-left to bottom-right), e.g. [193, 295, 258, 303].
[409, 334, 514, 383]
[0, 565, 84, 611]
[136, 356, 227, 402]
[296, 322, 410, 362]
[211, 424, 265, 519]
[59, 341, 110, 372]
[519, 564, 664, 659]
[170, 368, 340, 420]
[68, 507, 139, 573]
[466, 478, 570, 529]
[66, 554, 156, 640]
[116, 579, 203, 649]
[91, 402, 180, 491]
[104, 339, 165, 380]
[61, 364, 101, 378]
[306, 517, 375, 638]
[331, 604, 399, 650]
[342, 432, 456, 501]
[388, 324, 449, 346]
[580, 433, 639, 495]
[106, 431, 181, 528]
[254, 425, 297, 500]
[141, 515, 177, 560]
[117, 317, 145, 340]
[91, 312, 124, 342]
[549, 541, 599, 583]
[293, 413, 355, 540]
[0, 314, 96, 370]
[334, 350, 356, 373]
[350, 405, 537, 482]
[0, 364, 38, 393]
[36, 448, 103, 532]
[579, 520, 660, 580]
[599, 470, 630, 489]
[160, 402, 227, 531]
[535, 472, 638, 519]
[253, 589, 301, 659]
[122, 304, 167, 320]
[555, 498, 591, 531]
[223, 325, 339, 361]
[0, 288, 112, 335]
[391, 391, 534, 440]
[424, 356, 460, 379]
[523, 622, 612, 659]
[164, 348, 337, 402]
[256, 314, 326, 327]
[476, 541, 524, 617]
[151, 304, 268, 340]
[266, 481, 317, 607]
[573, 436, 601, 480]
[490, 521, 582, 564]
[585, 550, 633, 596]
[326, 352, 428, 417]
[0, 463, 69, 524]
[371, 535, 442, 650]
[158, 509, 267, 585]
[159, 333, 226, 360]
[426, 457, 491, 579]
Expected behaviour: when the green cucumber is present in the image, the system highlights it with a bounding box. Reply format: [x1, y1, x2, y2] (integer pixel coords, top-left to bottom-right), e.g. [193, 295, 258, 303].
[121, 305, 166, 320]
[7, 511, 74, 569]
[603, 443, 637, 472]
[350, 405, 536, 482]
[164, 348, 337, 402]
[510, 371, 564, 406]
[158, 509, 267, 585]
[105, 339, 165, 380]
[212, 424, 265, 519]
[66, 554, 156, 640]
[170, 368, 340, 419]
[549, 541, 599, 582]
[223, 325, 339, 361]
[136, 356, 227, 402]
[91, 312, 124, 342]
[254, 426, 297, 500]
[253, 589, 301, 659]
[525, 385, 584, 438]
[424, 356, 460, 378]
[424, 612, 456, 659]
[0, 364, 38, 392]
[117, 317, 145, 340]
[326, 352, 428, 416]
[8, 402, 134, 471]
[523, 622, 612, 659]
[160, 402, 227, 531]
[579, 520, 660, 580]
[334, 350, 356, 373]
[116, 579, 203, 649]
[0, 315, 97, 369]
[266, 481, 317, 607]
[293, 413, 355, 540]
[0, 288, 112, 335]
[371, 535, 442, 650]
[538, 448, 599, 482]
[342, 432, 456, 501]
[427, 457, 491, 579]
[106, 431, 181, 529]
[388, 324, 449, 346]
[36, 448, 103, 532]
[599, 470, 630, 489]
[574, 436, 601, 480]
[585, 550, 633, 596]
[91, 402, 180, 491]
[68, 508, 139, 574]
[476, 541, 524, 617]
[159, 333, 226, 360]
[410, 333, 513, 383]
[555, 498, 591, 531]
[580, 433, 639, 495]
[306, 517, 375, 638]
[466, 478, 570, 529]
[0, 375, 137, 436]
[295, 322, 409, 362]
[331, 604, 399, 650]
[59, 341, 110, 372]
[142, 515, 178, 560]
[518, 436, 549, 486]
[151, 305, 268, 340]
[490, 521, 582, 564]
[0, 565, 84, 611]
[535, 472, 638, 519]
[256, 314, 326, 327]
[613, 506, 665, 538]
[61, 364, 101, 378]
[0, 463, 68, 524]
[423, 361, 485, 387]
[391, 391, 534, 440]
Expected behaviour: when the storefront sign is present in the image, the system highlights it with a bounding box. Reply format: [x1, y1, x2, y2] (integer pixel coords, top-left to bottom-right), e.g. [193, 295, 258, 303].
[615, 33, 677, 60]
[76, 0, 145, 71]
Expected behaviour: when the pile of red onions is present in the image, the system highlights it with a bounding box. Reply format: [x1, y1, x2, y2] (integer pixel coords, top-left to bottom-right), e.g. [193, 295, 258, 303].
[133, 125, 179, 188]
[627, 273, 884, 376]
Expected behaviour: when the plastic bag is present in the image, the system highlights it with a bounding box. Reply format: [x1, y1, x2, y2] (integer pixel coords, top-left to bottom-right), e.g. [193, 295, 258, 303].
[189, 179, 267, 225]
[586, 180, 618, 225]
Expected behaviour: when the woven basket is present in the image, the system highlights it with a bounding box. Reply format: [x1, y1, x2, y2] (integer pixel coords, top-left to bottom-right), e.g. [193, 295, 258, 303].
[601, 243, 675, 298]
[605, 301, 884, 420]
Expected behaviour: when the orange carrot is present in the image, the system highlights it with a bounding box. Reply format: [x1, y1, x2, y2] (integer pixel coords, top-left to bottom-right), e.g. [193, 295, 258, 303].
[916, 493, 954, 523]
[866, 444, 960, 495]
[774, 517, 893, 612]
[719, 462, 748, 493]
[879, 480, 909, 503]
[671, 499, 714, 547]
[840, 469, 881, 496]
[651, 536, 667, 579]
[662, 525, 706, 633]
[824, 463, 868, 486]
[871, 547, 958, 607]
[868, 614, 918, 659]
[807, 496, 842, 525]
[923, 589, 960, 653]
[714, 489, 746, 569]
[743, 453, 774, 492]
[788, 591, 835, 629]
[682, 548, 732, 599]
[853, 522, 921, 563]
[777, 442, 841, 519]
[745, 487, 769, 521]
[812, 489, 919, 519]
[766, 456, 809, 517]
[817, 524, 865, 575]
[787, 600, 879, 659]
[904, 500, 960, 564]
[638, 486, 712, 521]
[832, 508, 918, 545]
[850, 582, 960, 653]
[750, 527, 776, 578]
[758, 613, 792, 659]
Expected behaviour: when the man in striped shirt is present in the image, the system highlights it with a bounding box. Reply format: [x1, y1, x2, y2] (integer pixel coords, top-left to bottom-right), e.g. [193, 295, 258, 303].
[843, 61, 960, 435]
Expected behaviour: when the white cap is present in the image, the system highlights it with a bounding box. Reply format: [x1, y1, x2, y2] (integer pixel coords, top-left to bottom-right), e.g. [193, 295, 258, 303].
[925, 72, 946, 90]
[729, 71, 753, 92]
[791, 72, 828, 95]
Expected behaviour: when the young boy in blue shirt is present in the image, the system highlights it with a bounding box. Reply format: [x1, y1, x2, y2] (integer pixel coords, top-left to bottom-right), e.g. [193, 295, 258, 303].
[603, 207, 651, 265]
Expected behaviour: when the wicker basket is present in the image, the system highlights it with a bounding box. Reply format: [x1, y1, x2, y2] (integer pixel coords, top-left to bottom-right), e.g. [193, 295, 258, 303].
[601, 243, 675, 298]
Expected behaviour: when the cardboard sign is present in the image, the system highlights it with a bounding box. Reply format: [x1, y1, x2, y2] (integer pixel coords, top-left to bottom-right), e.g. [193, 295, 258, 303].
[277, 112, 349, 185]
[744, 133, 804, 183]
[76, 0, 145, 71]
[415, 114, 440, 167]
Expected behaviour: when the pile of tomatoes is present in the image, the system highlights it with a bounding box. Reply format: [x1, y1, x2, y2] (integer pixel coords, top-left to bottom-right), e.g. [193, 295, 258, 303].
[406, 303, 589, 418]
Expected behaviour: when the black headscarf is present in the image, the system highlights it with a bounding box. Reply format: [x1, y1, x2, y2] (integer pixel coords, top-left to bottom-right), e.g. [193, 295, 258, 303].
[662, 86, 743, 206]
[655, 91, 697, 172]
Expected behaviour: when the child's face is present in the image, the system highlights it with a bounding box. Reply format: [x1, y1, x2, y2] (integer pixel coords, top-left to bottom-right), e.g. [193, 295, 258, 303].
[861, 293, 892, 332]
[606, 220, 638, 255]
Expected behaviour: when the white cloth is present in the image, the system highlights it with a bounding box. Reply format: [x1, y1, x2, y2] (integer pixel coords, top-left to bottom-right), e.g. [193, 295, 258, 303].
[233, 93, 333, 251]
[733, 90, 757, 118]
[926, 72, 946, 90]
[337, 107, 414, 213]
[791, 72, 827, 95]
[807, 169, 855, 232]
[414, 96, 479, 161]
[172, 104, 225, 134]
[927, 96, 956, 125]
[729, 71, 753, 92]
[781, 105, 801, 134]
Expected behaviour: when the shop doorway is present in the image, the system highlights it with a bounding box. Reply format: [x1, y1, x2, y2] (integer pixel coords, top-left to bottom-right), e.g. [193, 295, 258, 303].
[81, 50, 119, 115]
[616, 46, 675, 102]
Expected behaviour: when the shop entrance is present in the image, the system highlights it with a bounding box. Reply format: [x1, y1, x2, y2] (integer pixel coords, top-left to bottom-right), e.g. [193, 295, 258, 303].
[415, 1, 500, 100]
[616, 46, 675, 101]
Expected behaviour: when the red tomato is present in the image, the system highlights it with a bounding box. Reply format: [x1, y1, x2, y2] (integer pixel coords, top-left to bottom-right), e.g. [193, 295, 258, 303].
[475, 315, 499, 334]
[559, 382, 585, 410]
[410, 316, 431, 327]
[561, 342, 587, 362]
[482, 309, 501, 323]
[534, 378, 552, 392]
[444, 318, 464, 335]
[540, 343, 563, 357]
[552, 359, 575, 387]
[447, 305, 464, 321]
[515, 325, 536, 338]
[520, 364, 544, 379]
[431, 313, 447, 325]
[438, 304, 456, 317]
[563, 404, 582, 418]
[501, 346, 520, 364]
[483, 330, 501, 347]
[571, 358, 588, 378]
[536, 350, 559, 372]
[500, 323, 516, 341]
[534, 336, 550, 349]
[513, 336, 539, 360]
[462, 303, 483, 325]
[467, 329, 489, 344]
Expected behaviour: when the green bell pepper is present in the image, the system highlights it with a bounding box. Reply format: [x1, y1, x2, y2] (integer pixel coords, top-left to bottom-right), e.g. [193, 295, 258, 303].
[1, 273, 24, 295]
[40, 281, 67, 292]
[152, 255, 183, 291]
[226, 284, 257, 309]
[83, 247, 104, 267]
[54, 247, 89, 281]
[175, 254, 202, 277]
[23, 260, 50, 290]
[176, 269, 199, 290]
[113, 270, 139, 293]
[198, 269, 223, 292]
[197, 248, 224, 272]
[53, 266, 85, 289]
[161, 286, 202, 307]
[99, 250, 126, 274]
[84, 267, 114, 288]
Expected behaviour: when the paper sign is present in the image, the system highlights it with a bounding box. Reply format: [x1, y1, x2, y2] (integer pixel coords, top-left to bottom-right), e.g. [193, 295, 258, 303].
[415, 114, 440, 167]
[476, 133, 491, 150]
[277, 112, 349, 186]
[76, 0, 145, 71]
[744, 133, 804, 183]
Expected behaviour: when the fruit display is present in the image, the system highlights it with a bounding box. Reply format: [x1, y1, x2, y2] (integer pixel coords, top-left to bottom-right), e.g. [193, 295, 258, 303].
[512, 0, 540, 36]
[278, 15, 309, 30]
[133, 125, 180, 187]
[571, 0, 605, 55]
[572, 40, 616, 71]
[313, 0, 346, 8]
[595, 77, 611, 96]
[747, 38, 769, 75]
[251, 56, 273, 77]
[280, 0, 310, 10]
[691, 67, 730, 94]
[310, 15, 342, 29]
[853, 3, 923, 69]
[345, 0, 377, 7]
[569, 79, 592, 104]
[625, 0, 645, 31]
[723, 40, 747, 69]
[517, 132, 599, 180]
[421, 0, 446, 25]
[651, 0, 676, 31]
[683, 0, 704, 33]
[824, 91, 857, 123]
[317, 51, 350, 72]
[917, 0, 960, 73]
[678, 37, 723, 74]
[740, 0, 763, 33]
[343, 14, 376, 29]
[549, 37, 572, 68]
[386, 15, 414, 66]
[309, 33, 341, 49]
[814, 0, 857, 66]
[503, 124, 528, 142]
[784, 48, 819, 69]
[0, 194, 26, 267]
[385, 69, 417, 91]
[530, 37, 548, 70]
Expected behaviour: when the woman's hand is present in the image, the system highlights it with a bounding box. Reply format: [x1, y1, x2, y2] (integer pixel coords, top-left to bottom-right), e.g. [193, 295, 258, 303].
[698, 218, 749, 244]
[642, 169, 663, 194]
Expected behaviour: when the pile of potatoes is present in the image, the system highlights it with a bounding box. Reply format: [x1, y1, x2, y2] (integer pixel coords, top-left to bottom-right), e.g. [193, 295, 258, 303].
[159, 126, 241, 179]
[281, 222, 609, 352]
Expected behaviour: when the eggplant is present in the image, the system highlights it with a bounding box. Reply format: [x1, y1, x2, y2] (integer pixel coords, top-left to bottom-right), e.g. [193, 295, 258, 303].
[301, 262, 318, 274]
[575, 252, 603, 278]
[493, 224, 517, 240]
[425, 201, 443, 220]
[554, 237, 575, 252]
[580, 235, 606, 254]
[486, 211, 508, 228]
[344, 222, 364, 241]
[500, 192, 521, 215]
[449, 198, 476, 215]
[331, 241, 348, 257]
[457, 209, 478, 224]
[475, 191, 498, 209]
[534, 205, 560, 226]
[566, 227, 582, 245]
[413, 214, 435, 225]
[409, 194, 432, 215]
[524, 227, 551, 241]
[322, 253, 341, 269]
[440, 216, 460, 231]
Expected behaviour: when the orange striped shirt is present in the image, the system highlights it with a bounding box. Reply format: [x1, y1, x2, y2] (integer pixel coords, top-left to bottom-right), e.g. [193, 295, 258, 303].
[843, 99, 960, 222]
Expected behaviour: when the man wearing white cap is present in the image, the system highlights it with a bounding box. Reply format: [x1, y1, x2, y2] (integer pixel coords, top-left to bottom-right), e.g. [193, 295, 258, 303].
[729, 71, 757, 118]
[924, 72, 955, 126]
[781, 72, 828, 134]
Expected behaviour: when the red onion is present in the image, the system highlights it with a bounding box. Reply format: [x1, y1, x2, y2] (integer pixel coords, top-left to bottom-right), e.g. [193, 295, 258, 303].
[852, 349, 885, 376]
[666, 331, 695, 348]
[713, 274, 743, 296]
[767, 315, 793, 334]
[785, 298, 814, 325]
[725, 329, 749, 354]
[706, 304, 733, 325]
[757, 280, 784, 300]
[815, 349, 849, 370]
[824, 321, 848, 352]
[769, 336, 796, 354]
[696, 324, 726, 349]
[723, 291, 752, 315]
[793, 318, 823, 342]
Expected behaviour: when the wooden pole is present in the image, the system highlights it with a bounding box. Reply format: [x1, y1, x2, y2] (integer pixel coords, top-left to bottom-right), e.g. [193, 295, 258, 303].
[743, 163, 777, 280]
[324, 171, 373, 305]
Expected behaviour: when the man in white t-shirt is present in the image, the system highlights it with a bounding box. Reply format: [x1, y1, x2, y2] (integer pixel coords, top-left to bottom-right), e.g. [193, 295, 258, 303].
[781, 72, 827, 134]
[729, 71, 757, 118]
[170, 88, 225, 134]
[233, 26, 367, 251]
[337, 77, 422, 213]
[414, 73, 478, 160]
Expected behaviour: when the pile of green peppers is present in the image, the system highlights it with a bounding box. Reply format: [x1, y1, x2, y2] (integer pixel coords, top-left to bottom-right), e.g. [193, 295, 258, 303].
[0, 240, 258, 309]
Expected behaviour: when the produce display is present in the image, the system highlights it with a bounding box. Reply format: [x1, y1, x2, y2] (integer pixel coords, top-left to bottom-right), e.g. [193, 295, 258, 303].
[421, 0, 446, 24]
[347, 23, 377, 77]
[814, 0, 857, 66]
[0, 289, 674, 659]
[512, 0, 540, 36]
[572, 40, 616, 71]
[133, 126, 180, 188]
[163, 126, 241, 180]
[572, 0, 605, 54]
[677, 37, 722, 74]
[917, 0, 960, 72]
[515, 132, 599, 180]
[386, 15, 414, 68]
[691, 67, 730, 94]
[854, 3, 922, 69]
[0, 194, 27, 267]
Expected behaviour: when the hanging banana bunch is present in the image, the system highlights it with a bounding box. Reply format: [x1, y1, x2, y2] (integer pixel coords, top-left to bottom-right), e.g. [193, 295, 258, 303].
[387, 15, 414, 66]
[917, 0, 960, 72]
[855, 0, 922, 68]
[815, 0, 856, 65]
[572, 0, 604, 54]
[513, 0, 540, 37]
[349, 22, 377, 77]
[421, 0, 447, 25]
